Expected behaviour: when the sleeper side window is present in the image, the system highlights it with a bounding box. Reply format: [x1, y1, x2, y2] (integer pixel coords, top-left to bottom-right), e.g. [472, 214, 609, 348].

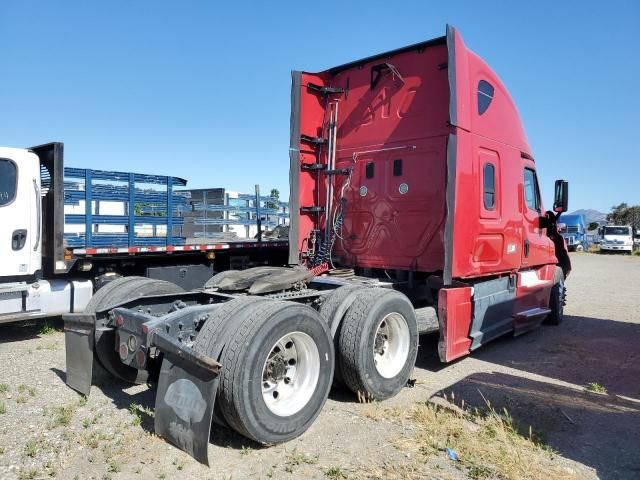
[483, 163, 495, 210]
[523, 168, 540, 211]
[365, 162, 375, 179]
[0, 159, 17, 206]
[393, 159, 402, 176]
[477, 80, 494, 115]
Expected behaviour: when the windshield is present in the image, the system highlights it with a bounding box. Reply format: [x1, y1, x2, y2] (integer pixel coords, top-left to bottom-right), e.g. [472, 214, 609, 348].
[567, 226, 579, 233]
[604, 226, 630, 236]
[0, 159, 17, 206]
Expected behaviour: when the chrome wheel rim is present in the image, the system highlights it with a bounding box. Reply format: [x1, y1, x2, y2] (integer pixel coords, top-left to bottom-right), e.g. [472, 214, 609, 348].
[261, 331, 320, 417]
[373, 312, 410, 378]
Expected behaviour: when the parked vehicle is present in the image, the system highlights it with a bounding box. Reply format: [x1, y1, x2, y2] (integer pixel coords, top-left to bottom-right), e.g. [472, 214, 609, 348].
[600, 225, 635, 253]
[0, 143, 288, 324]
[61, 25, 570, 465]
[558, 214, 588, 251]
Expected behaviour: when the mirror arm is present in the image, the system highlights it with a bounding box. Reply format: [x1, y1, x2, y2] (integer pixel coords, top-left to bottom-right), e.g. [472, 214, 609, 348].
[538, 215, 551, 229]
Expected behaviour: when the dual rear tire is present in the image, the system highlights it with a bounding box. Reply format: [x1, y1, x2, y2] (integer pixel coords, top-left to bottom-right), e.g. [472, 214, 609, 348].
[193, 298, 334, 444]
[322, 287, 419, 401]
[195, 287, 418, 444]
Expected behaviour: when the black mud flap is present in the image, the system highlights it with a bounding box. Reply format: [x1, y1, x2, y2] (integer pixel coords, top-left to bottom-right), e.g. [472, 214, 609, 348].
[154, 359, 218, 465]
[152, 331, 221, 465]
[63, 313, 96, 396]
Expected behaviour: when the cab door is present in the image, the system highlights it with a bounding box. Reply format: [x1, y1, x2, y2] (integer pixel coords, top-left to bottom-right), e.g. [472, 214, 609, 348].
[0, 148, 42, 278]
[521, 159, 552, 267]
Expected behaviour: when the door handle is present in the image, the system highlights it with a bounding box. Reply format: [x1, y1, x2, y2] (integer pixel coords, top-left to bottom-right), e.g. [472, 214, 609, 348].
[33, 178, 41, 251]
[524, 239, 530, 258]
[12, 229, 27, 251]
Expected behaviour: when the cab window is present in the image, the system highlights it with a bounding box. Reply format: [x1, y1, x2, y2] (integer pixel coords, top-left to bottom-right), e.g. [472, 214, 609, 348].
[0, 159, 17, 206]
[483, 163, 495, 209]
[477, 80, 494, 115]
[523, 168, 540, 211]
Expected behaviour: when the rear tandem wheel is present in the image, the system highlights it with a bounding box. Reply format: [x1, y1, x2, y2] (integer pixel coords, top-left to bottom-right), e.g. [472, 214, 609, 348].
[86, 276, 185, 384]
[318, 284, 367, 385]
[337, 288, 419, 401]
[194, 298, 335, 444]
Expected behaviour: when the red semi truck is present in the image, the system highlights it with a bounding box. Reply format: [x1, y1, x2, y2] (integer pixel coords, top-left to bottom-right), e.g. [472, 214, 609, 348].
[63, 25, 570, 464]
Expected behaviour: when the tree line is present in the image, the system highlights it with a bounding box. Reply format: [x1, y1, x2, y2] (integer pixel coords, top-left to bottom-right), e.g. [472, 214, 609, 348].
[607, 203, 640, 230]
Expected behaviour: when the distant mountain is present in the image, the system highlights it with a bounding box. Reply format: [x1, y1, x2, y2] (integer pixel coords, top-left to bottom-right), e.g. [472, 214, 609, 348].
[567, 209, 608, 226]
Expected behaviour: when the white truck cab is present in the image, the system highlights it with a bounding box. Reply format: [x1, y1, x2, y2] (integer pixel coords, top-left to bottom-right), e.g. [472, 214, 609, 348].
[0, 147, 42, 278]
[0, 143, 92, 324]
[600, 225, 634, 253]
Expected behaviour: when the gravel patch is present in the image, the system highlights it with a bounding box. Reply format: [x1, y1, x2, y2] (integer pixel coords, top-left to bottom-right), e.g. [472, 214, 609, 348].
[0, 253, 637, 479]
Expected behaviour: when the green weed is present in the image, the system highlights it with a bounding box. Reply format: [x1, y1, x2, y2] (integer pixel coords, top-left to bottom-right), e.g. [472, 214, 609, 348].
[24, 439, 38, 458]
[586, 382, 608, 394]
[107, 460, 121, 473]
[50, 405, 74, 428]
[39, 321, 59, 335]
[326, 466, 348, 479]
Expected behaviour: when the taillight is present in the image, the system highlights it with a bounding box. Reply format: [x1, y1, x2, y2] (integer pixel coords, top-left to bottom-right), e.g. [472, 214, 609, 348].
[135, 350, 146, 368]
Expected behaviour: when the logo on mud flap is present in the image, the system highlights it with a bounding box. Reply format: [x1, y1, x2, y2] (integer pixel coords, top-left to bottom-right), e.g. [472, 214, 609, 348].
[164, 379, 207, 423]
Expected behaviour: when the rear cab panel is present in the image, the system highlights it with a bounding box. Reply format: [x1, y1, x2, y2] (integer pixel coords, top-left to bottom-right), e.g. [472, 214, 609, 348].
[291, 37, 450, 273]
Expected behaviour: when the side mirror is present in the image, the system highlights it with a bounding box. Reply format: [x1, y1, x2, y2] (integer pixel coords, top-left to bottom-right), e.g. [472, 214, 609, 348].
[553, 180, 568, 213]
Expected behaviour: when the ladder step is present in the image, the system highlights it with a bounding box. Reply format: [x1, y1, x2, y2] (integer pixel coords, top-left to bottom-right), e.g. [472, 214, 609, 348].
[513, 307, 551, 320]
[324, 168, 351, 176]
[301, 163, 327, 171]
[301, 135, 328, 146]
[307, 83, 346, 95]
[300, 206, 325, 214]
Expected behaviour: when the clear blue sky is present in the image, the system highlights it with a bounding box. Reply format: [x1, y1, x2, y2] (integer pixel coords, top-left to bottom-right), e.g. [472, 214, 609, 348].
[1, 1, 638, 212]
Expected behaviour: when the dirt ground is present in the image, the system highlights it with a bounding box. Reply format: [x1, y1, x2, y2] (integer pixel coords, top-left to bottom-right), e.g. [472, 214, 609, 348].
[1, 253, 639, 480]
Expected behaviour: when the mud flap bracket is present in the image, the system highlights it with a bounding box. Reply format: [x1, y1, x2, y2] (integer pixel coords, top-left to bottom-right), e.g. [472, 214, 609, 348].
[63, 313, 96, 396]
